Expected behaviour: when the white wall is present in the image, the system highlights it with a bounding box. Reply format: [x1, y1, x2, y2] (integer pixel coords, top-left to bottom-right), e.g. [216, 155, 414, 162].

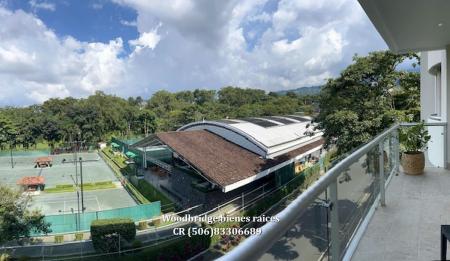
[421, 50, 449, 168]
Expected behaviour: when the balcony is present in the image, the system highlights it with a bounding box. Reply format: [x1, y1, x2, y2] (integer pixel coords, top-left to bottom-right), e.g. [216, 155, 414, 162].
[220, 122, 448, 261]
[352, 167, 450, 261]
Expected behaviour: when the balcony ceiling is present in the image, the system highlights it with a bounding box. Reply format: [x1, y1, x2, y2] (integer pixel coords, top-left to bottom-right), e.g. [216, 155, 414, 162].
[358, 0, 450, 53]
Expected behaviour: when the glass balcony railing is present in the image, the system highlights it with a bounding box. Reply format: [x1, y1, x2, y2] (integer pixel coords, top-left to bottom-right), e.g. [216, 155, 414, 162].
[219, 122, 447, 261]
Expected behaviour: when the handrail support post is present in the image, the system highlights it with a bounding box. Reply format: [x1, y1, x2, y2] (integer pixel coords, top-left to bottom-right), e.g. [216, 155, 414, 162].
[330, 179, 340, 260]
[379, 141, 386, 206]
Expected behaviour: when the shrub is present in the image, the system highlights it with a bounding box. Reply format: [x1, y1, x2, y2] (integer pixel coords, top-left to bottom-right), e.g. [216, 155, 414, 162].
[131, 239, 143, 249]
[153, 218, 161, 226]
[91, 218, 136, 253]
[54, 235, 64, 243]
[0, 253, 10, 261]
[75, 233, 84, 241]
[137, 221, 148, 230]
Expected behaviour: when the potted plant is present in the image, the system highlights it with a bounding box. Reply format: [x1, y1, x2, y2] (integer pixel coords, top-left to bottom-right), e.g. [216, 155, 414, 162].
[399, 122, 431, 175]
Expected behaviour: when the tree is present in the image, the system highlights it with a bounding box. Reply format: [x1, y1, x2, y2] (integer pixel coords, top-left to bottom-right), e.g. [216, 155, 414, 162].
[193, 89, 216, 105]
[137, 109, 157, 136]
[0, 185, 50, 244]
[218, 87, 266, 107]
[315, 51, 418, 154]
[146, 90, 178, 118]
[0, 116, 15, 150]
[41, 117, 62, 149]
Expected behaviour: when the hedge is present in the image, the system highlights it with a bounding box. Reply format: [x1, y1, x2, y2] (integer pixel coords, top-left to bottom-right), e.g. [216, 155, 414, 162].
[100, 149, 150, 204]
[91, 218, 136, 253]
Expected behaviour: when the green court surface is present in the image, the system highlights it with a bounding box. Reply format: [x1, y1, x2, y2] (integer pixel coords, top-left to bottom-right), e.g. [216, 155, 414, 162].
[27, 188, 137, 215]
[0, 152, 137, 215]
[0, 153, 118, 188]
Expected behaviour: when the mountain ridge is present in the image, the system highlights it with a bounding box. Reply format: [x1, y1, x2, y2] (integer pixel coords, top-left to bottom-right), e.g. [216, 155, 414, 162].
[275, 85, 322, 96]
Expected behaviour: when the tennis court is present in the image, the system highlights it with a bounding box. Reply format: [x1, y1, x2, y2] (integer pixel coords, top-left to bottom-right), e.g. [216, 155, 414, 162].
[0, 152, 137, 215]
[0, 152, 118, 187]
[28, 188, 137, 215]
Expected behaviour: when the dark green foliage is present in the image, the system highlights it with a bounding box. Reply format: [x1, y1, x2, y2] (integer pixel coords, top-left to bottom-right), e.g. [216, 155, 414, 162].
[315, 51, 420, 154]
[0, 185, 51, 244]
[276, 86, 322, 96]
[0, 87, 319, 150]
[91, 218, 136, 253]
[136, 180, 174, 212]
[399, 122, 431, 153]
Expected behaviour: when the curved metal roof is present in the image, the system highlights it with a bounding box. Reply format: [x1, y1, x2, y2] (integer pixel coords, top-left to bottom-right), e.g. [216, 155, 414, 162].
[178, 116, 322, 158]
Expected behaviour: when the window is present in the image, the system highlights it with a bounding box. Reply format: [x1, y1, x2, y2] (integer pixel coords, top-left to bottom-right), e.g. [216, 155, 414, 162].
[435, 70, 441, 116]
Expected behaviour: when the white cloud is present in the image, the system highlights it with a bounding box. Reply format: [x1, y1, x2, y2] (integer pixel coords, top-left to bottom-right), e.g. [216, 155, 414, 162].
[114, 0, 386, 93]
[0, 0, 387, 105]
[0, 8, 125, 105]
[120, 19, 137, 27]
[129, 26, 161, 52]
[29, 0, 55, 11]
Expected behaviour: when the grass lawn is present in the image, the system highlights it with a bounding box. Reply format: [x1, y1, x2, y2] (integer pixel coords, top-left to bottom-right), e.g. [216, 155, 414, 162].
[45, 181, 116, 193]
[101, 147, 174, 210]
[102, 148, 127, 168]
[100, 148, 150, 204]
[136, 180, 174, 212]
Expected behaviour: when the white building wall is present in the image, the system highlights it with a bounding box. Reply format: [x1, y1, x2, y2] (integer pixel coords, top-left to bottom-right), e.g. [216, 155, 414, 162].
[421, 50, 447, 168]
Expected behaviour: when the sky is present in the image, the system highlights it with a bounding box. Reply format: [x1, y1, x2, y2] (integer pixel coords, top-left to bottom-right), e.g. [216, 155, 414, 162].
[0, 0, 387, 106]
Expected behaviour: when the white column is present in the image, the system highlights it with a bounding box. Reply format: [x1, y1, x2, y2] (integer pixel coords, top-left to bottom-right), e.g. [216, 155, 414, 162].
[445, 46, 450, 168]
[420, 51, 435, 120]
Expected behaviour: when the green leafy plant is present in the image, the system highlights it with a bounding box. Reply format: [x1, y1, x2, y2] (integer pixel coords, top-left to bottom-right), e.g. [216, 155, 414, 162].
[90, 218, 136, 253]
[131, 239, 143, 249]
[399, 122, 431, 153]
[137, 221, 148, 230]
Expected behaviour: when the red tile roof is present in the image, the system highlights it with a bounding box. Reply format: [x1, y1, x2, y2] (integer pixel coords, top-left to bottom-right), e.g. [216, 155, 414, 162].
[35, 156, 52, 163]
[156, 130, 324, 189]
[17, 176, 45, 186]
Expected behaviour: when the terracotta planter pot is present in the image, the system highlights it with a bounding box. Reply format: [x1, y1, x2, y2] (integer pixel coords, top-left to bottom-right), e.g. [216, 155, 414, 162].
[401, 151, 425, 175]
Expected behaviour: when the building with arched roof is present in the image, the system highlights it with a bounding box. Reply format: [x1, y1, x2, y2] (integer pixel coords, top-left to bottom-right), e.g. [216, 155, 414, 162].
[178, 115, 322, 159]
[131, 116, 324, 197]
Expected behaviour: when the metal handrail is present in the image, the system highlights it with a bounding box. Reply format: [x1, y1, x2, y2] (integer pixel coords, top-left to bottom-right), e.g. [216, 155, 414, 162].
[221, 121, 447, 261]
[219, 123, 401, 261]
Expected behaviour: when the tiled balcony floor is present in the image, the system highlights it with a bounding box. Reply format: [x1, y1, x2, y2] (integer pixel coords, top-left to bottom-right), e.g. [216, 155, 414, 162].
[352, 167, 450, 261]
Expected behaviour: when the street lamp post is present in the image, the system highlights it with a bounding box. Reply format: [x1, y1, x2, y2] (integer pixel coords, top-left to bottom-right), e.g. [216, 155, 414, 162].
[63, 156, 97, 215]
[69, 174, 81, 231]
[10, 143, 13, 169]
[9, 134, 15, 169]
[79, 157, 84, 212]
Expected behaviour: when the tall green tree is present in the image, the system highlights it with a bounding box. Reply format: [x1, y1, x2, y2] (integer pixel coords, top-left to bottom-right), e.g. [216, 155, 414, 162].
[41, 117, 62, 149]
[315, 51, 419, 154]
[0, 116, 15, 150]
